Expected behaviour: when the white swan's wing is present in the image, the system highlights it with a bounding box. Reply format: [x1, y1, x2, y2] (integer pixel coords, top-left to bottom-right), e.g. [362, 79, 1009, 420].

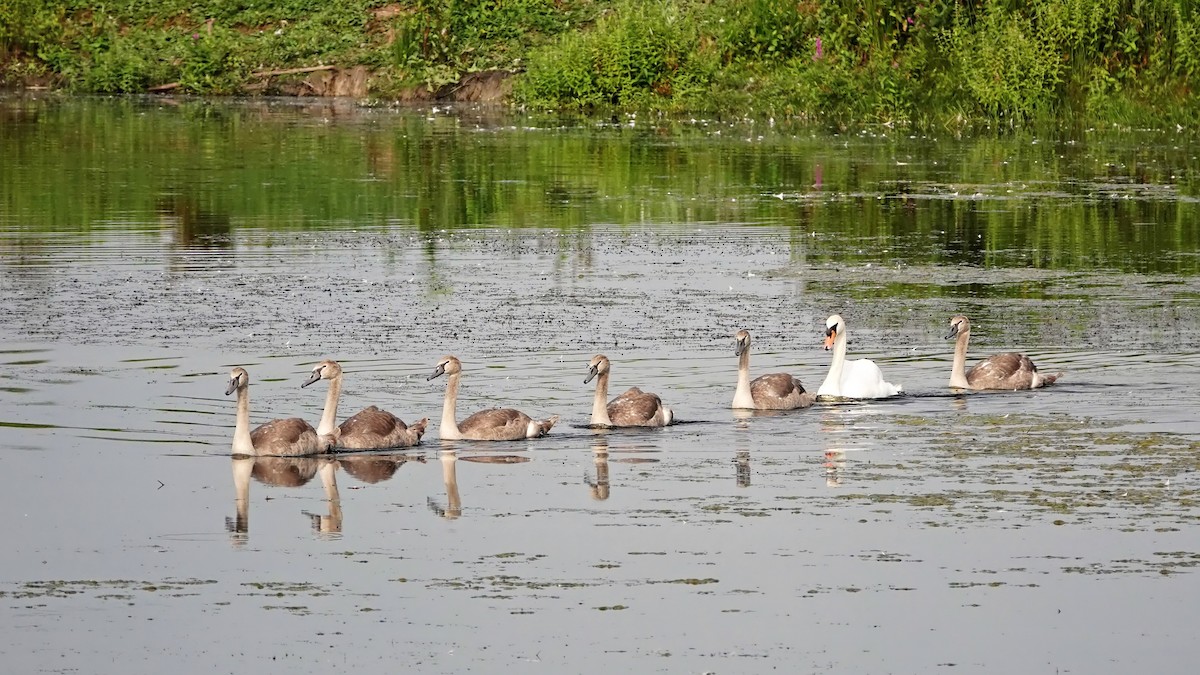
[839, 359, 902, 399]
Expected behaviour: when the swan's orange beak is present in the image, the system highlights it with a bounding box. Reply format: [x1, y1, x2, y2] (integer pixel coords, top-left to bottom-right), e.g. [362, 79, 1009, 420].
[823, 328, 836, 351]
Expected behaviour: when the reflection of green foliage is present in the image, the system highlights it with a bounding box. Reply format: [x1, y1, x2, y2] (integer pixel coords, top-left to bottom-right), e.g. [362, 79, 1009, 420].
[2, 99, 1199, 275]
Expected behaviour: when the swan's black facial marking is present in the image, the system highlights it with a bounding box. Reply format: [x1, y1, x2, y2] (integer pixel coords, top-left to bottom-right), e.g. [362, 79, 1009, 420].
[301, 366, 323, 388]
[428, 362, 448, 380]
[945, 318, 964, 340]
[226, 370, 246, 396]
[823, 326, 837, 351]
[734, 334, 750, 356]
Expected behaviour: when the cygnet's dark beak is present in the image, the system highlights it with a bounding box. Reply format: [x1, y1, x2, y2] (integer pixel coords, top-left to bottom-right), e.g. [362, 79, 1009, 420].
[584, 364, 598, 384]
[301, 370, 322, 388]
[944, 324, 960, 340]
[427, 363, 446, 381]
[225, 378, 238, 396]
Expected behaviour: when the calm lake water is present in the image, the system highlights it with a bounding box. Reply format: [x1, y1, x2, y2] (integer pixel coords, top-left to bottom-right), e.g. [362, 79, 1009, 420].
[2, 96, 1200, 674]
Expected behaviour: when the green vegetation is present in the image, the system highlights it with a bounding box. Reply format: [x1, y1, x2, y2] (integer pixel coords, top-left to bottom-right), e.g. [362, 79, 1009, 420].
[3, 1, 1200, 125]
[0, 0, 586, 94]
[519, 0, 1200, 127]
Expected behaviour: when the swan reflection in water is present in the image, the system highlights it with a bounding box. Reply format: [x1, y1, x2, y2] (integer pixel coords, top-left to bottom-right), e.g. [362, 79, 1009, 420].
[823, 450, 847, 487]
[731, 408, 756, 487]
[583, 433, 662, 501]
[428, 443, 531, 520]
[228, 451, 425, 543]
[428, 452, 462, 520]
[734, 449, 751, 488]
[228, 455, 320, 546]
[301, 460, 343, 538]
[818, 406, 865, 488]
[586, 438, 610, 500]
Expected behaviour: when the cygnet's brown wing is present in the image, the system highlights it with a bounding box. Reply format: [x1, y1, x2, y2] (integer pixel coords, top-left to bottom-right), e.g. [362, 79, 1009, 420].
[250, 417, 321, 455]
[607, 387, 669, 427]
[967, 352, 1040, 390]
[338, 405, 425, 449]
[458, 408, 535, 441]
[750, 373, 814, 410]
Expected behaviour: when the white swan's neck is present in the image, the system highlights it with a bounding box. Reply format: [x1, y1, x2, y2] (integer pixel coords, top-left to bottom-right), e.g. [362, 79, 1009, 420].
[733, 348, 755, 408]
[949, 330, 971, 388]
[439, 372, 463, 440]
[317, 374, 342, 436]
[819, 329, 849, 395]
[591, 371, 612, 426]
[232, 385, 255, 454]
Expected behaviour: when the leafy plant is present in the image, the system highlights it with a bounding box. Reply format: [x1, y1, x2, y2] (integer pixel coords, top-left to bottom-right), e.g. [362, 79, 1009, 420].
[0, 0, 66, 55]
[518, 1, 704, 109]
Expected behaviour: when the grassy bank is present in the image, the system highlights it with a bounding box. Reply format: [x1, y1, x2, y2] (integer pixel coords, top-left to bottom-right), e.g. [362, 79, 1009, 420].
[3, 0, 1200, 127]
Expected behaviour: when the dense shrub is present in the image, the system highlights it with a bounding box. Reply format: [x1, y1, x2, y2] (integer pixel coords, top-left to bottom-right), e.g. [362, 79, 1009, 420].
[0, 0, 65, 55]
[518, 1, 708, 108]
[4, 1, 1200, 126]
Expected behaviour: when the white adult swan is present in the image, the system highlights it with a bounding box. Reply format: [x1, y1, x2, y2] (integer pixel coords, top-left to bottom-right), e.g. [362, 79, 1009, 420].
[945, 315, 1062, 390]
[301, 359, 428, 450]
[818, 315, 902, 399]
[732, 330, 815, 410]
[225, 366, 322, 456]
[427, 355, 559, 441]
[585, 354, 674, 427]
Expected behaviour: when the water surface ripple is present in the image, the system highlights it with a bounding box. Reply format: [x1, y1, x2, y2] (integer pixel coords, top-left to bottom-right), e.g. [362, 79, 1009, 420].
[1, 98, 1199, 675]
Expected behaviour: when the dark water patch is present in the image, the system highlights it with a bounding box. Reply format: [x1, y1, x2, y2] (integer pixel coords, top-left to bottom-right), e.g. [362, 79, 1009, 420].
[0, 420, 56, 429]
[573, 419, 718, 430]
[239, 581, 338, 597]
[8, 578, 218, 600]
[157, 406, 218, 416]
[79, 434, 199, 444]
[458, 455, 531, 464]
